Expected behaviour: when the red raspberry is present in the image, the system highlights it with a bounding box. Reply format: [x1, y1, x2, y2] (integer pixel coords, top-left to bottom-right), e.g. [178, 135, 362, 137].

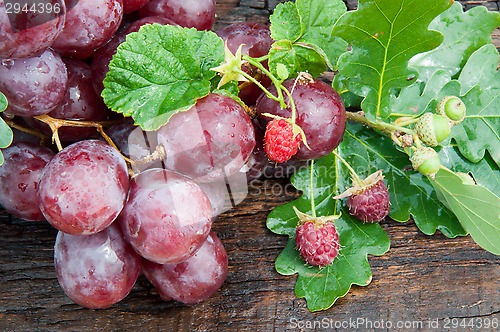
[264, 118, 301, 163]
[347, 180, 390, 223]
[295, 220, 340, 267]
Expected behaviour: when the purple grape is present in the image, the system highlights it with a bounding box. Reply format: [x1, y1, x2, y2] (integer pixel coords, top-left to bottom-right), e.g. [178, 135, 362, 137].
[156, 93, 256, 182]
[142, 231, 228, 304]
[118, 168, 213, 264]
[25, 58, 110, 142]
[39, 140, 129, 235]
[216, 22, 272, 60]
[242, 121, 268, 182]
[104, 118, 137, 157]
[196, 180, 230, 218]
[0, 142, 55, 221]
[0, 48, 67, 117]
[216, 22, 273, 105]
[90, 33, 127, 96]
[0, 0, 66, 59]
[54, 223, 141, 309]
[196, 169, 249, 218]
[139, 0, 215, 30]
[256, 78, 346, 160]
[123, 0, 149, 14]
[124, 15, 176, 34]
[52, 0, 124, 59]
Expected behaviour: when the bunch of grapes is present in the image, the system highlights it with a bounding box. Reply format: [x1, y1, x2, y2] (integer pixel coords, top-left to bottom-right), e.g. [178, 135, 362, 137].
[0, 0, 348, 308]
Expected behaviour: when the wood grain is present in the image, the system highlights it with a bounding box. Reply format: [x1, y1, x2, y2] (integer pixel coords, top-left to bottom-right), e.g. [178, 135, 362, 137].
[1, 1, 499, 331]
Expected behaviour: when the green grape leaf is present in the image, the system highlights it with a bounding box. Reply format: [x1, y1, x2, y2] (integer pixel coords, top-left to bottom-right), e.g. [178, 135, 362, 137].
[333, 0, 453, 120]
[267, 153, 390, 312]
[339, 124, 465, 237]
[453, 44, 500, 164]
[102, 24, 224, 131]
[409, 2, 500, 82]
[439, 146, 500, 196]
[431, 169, 500, 255]
[268, 0, 347, 77]
[0, 92, 13, 165]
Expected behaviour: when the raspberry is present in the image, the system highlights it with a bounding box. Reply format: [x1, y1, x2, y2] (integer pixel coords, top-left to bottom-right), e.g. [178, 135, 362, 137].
[346, 180, 390, 223]
[334, 170, 390, 223]
[295, 220, 340, 267]
[264, 118, 301, 163]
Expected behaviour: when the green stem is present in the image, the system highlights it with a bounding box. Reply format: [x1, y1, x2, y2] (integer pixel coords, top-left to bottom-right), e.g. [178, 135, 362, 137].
[331, 149, 364, 187]
[396, 117, 419, 127]
[237, 69, 281, 103]
[280, 86, 297, 124]
[346, 111, 414, 135]
[243, 55, 287, 109]
[309, 159, 317, 218]
[250, 54, 269, 63]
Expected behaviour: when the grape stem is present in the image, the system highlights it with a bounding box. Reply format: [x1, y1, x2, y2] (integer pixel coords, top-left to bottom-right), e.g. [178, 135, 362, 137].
[3, 118, 50, 141]
[33, 114, 120, 152]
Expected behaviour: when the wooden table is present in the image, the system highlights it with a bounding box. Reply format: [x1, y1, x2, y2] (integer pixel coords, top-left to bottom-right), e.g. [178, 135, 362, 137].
[1, 1, 499, 331]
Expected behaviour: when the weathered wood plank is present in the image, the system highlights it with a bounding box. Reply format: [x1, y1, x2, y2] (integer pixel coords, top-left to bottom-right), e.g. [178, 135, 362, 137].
[1, 0, 499, 331]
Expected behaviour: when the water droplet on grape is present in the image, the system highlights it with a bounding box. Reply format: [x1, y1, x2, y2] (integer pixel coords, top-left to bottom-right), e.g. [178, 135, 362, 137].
[1, 59, 14, 69]
[37, 61, 50, 74]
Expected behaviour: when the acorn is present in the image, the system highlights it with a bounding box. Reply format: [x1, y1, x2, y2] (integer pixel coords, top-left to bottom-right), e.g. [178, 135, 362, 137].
[414, 112, 451, 147]
[436, 96, 466, 125]
[410, 147, 441, 178]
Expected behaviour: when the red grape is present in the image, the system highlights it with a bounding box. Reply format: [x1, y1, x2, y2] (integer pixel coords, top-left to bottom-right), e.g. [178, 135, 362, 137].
[156, 93, 256, 182]
[124, 15, 176, 34]
[104, 118, 137, 157]
[54, 223, 141, 309]
[216, 21, 273, 105]
[142, 232, 228, 304]
[118, 168, 213, 264]
[197, 169, 249, 218]
[139, 0, 215, 30]
[256, 78, 346, 160]
[123, 0, 149, 14]
[39, 140, 129, 235]
[25, 58, 110, 142]
[0, 0, 66, 59]
[0, 48, 67, 117]
[0, 142, 55, 221]
[52, 0, 124, 59]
